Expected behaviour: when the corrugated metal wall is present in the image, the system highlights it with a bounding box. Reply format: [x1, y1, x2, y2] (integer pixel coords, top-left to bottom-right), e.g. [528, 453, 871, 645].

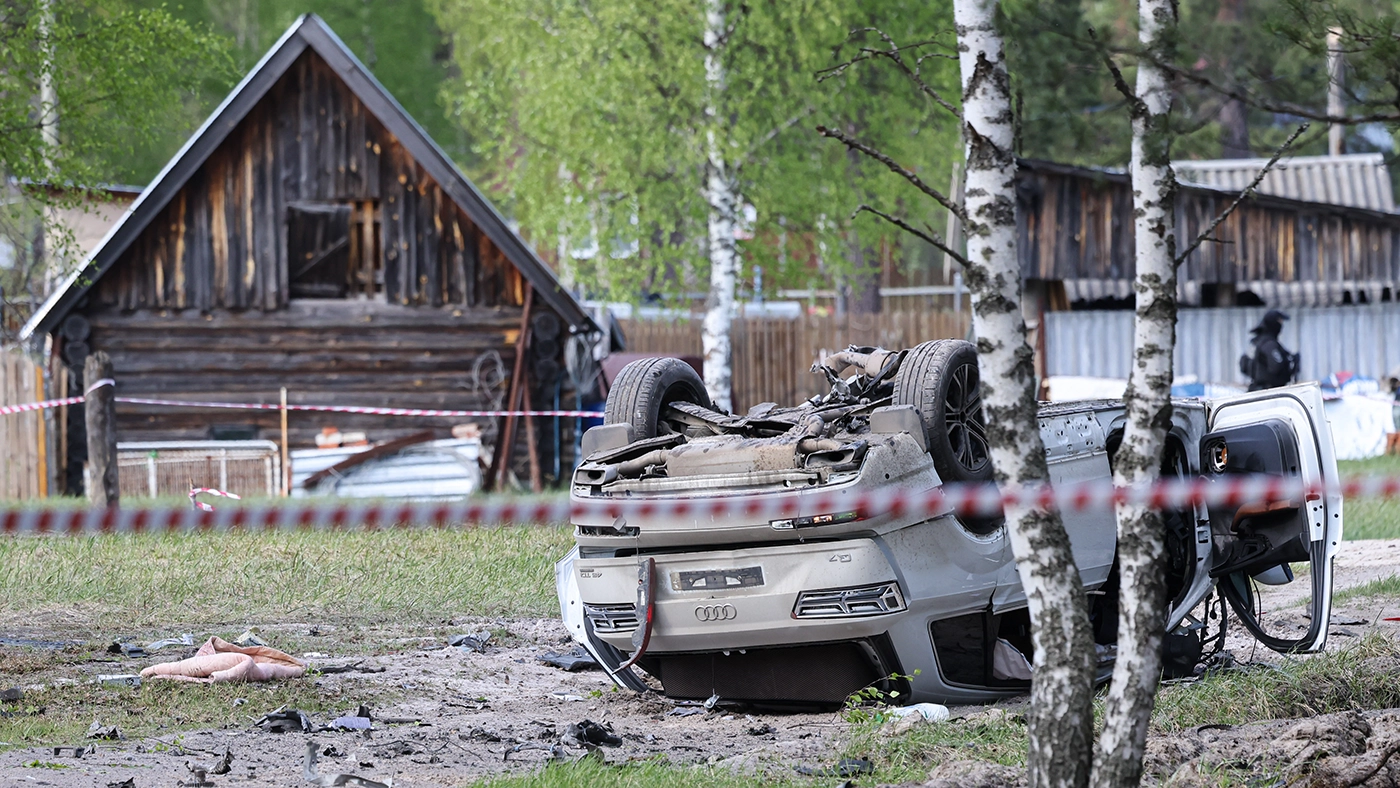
[1045, 305, 1400, 383]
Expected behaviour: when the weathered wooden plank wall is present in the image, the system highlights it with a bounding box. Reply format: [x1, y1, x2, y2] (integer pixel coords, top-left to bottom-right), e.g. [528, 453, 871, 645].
[82, 301, 520, 447]
[90, 51, 524, 313]
[1017, 162, 1400, 294]
[0, 353, 45, 500]
[618, 310, 969, 412]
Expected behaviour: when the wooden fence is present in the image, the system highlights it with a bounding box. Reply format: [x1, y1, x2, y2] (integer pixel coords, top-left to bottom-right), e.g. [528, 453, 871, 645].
[618, 310, 970, 411]
[0, 352, 46, 500]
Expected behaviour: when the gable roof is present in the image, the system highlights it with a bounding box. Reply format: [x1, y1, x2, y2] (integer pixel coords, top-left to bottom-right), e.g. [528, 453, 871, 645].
[22, 14, 591, 340]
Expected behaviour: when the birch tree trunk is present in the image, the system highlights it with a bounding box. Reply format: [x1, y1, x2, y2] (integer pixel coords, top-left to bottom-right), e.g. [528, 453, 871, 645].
[1091, 2, 1178, 786]
[700, 0, 739, 413]
[953, 2, 1095, 785]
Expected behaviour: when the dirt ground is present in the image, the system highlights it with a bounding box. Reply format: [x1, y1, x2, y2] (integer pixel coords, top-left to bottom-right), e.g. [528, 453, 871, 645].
[4, 540, 1400, 788]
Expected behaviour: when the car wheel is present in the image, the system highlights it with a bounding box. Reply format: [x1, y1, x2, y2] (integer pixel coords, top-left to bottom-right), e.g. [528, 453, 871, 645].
[604, 357, 712, 439]
[894, 339, 994, 484]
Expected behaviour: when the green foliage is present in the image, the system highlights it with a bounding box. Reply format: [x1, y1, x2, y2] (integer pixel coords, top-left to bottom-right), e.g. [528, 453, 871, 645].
[0, 0, 231, 188]
[428, 0, 961, 300]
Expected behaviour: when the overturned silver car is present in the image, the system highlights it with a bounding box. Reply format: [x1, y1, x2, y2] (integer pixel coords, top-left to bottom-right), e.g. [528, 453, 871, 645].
[556, 341, 1343, 707]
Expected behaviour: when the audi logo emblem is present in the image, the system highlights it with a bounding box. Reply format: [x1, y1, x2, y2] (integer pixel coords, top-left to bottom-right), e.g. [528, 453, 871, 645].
[694, 604, 738, 622]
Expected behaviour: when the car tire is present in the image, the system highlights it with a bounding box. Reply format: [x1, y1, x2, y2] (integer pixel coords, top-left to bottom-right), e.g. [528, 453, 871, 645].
[604, 357, 712, 439]
[893, 339, 994, 484]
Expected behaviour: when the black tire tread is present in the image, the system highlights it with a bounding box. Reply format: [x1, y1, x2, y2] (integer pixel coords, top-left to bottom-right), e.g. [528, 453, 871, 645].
[603, 357, 710, 439]
[894, 339, 993, 484]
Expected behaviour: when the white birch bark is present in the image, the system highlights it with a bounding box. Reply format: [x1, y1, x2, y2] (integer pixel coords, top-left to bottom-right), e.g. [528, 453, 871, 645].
[700, 0, 738, 413]
[953, 2, 1095, 785]
[38, 0, 61, 293]
[1091, 2, 1178, 786]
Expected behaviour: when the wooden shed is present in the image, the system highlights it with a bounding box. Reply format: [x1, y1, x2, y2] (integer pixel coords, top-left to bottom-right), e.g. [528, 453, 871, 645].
[1017, 158, 1400, 309]
[20, 14, 593, 493]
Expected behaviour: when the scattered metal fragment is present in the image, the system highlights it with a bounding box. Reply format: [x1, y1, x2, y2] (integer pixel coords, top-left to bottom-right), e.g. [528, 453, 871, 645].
[703, 693, 721, 710]
[538, 647, 598, 672]
[53, 745, 95, 757]
[449, 630, 492, 653]
[317, 660, 386, 675]
[666, 707, 703, 717]
[105, 779, 135, 788]
[146, 634, 196, 652]
[256, 706, 315, 733]
[232, 629, 268, 647]
[86, 721, 122, 740]
[564, 720, 622, 748]
[180, 759, 215, 787]
[303, 740, 393, 787]
[96, 674, 142, 688]
[0, 687, 21, 702]
[107, 641, 146, 658]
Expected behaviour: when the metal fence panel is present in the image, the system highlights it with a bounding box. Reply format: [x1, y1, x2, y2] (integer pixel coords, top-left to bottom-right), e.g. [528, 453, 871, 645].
[1046, 304, 1400, 384]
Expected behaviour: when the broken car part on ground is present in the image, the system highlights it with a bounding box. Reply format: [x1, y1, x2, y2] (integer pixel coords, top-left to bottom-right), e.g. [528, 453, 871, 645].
[557, 340, 1344, 706]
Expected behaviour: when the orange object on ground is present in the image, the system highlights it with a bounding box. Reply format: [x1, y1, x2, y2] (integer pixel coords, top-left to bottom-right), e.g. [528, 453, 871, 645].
[140, 636, 306, 683]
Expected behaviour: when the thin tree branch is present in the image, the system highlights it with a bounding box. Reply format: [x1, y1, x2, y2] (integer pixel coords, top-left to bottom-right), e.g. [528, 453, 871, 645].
[1147, 56, 1400, 124]
[816, 125, 966, 221]
[1087, 26, 1145, 118]
[1175, 123, 1309, 266]
[817, 27, 961, 119]
[852, 204, 967, 268]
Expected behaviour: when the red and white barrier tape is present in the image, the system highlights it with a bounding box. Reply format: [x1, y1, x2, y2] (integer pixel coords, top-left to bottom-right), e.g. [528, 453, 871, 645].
[0, 473, 1380, 536]
[0, 383, 597, 419]
[189, 487, 241, 512]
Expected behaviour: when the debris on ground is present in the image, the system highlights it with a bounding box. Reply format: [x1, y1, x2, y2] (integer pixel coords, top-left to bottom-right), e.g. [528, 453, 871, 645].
[746, 723, 775, 736]
[449, 631, 492, 653]
[537, 646, 598, 672]
[95, 674, 142, 688]
[0, 687, 21, 702]
[232, 629, 268, 647]
[146, 633, 196, 652]
[86, 721, 122, 740]
[303, 740, 393, 787]
[256, 707, 315, 734]
[52, 745, 95, 758]
[105, 779, 136, 788]
[795, 757, 874, 778]
[317, 660, 386, 675]
[141, 637, 306, 683]
[180, 759, 215, 787]
[106, 641, 146, 658]
[329, 706, 374, 732]
[563, 719, 622, 748]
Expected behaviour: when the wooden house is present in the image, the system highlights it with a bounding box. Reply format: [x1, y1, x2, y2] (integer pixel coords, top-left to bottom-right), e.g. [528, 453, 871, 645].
[20, 14, 593, 492]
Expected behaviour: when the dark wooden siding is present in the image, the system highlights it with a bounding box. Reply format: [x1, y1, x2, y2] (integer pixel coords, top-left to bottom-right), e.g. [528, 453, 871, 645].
[1016, 162, 1400, 290]
[90, 51, 525, 312]
[82, 302, 524, 447]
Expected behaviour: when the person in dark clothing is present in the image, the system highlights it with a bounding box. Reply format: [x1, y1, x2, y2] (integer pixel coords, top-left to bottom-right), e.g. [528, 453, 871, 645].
[1239, 309, 1300, 391]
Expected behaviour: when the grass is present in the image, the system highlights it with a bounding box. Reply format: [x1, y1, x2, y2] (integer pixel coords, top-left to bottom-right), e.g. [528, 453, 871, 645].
[0, 525, 574, 632]
[1151, 632, 1400, 732]
[0, 670, 382, 749]
[1339, 455, 1400, 540]
[1332, 574, 1400, 606]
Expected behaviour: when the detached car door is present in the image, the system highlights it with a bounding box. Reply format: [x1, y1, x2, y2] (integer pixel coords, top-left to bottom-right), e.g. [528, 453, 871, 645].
[1202, 383, 1342, 652]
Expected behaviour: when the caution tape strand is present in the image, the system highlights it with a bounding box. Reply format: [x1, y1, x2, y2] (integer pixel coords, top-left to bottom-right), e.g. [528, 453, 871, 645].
[0, 473, 1378, 536]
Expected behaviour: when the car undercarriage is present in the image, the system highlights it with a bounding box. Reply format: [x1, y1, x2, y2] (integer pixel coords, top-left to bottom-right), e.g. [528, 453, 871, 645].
[557, 341, 1343, 707]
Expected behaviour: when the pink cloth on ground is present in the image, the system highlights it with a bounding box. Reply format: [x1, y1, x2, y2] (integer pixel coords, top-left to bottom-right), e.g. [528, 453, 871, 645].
[139, 636, 307, 683]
